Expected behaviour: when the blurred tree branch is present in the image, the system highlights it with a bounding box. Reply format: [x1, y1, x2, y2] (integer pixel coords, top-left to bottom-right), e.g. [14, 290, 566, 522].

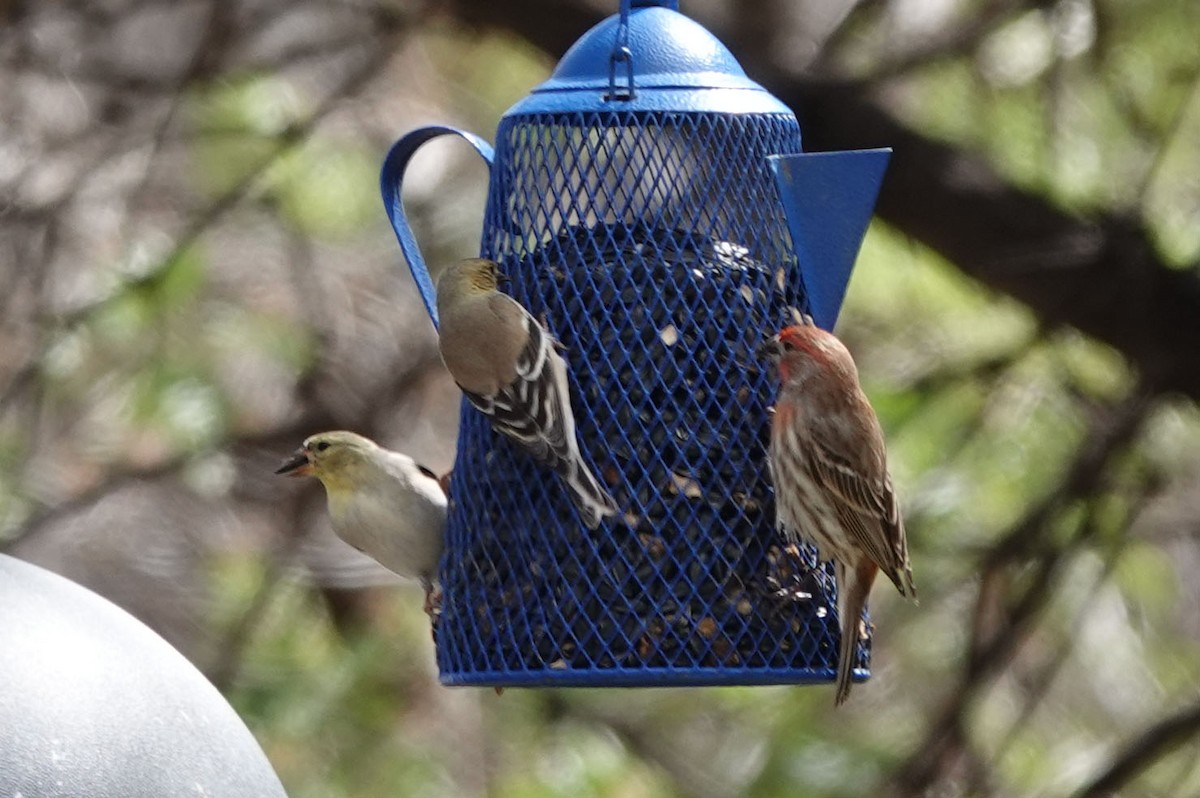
[892, 386, 1154, 796]
[1071, 699, 1200, 798]
[58, 45, 394, 331]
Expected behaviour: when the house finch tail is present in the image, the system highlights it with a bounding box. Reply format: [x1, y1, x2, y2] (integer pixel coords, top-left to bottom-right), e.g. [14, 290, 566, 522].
[834, 559, 877, 705]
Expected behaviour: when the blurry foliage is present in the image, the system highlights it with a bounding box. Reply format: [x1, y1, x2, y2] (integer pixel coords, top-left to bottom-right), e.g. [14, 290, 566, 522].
[890, 0, 1200, 261]
[2, 0, 1200, 797]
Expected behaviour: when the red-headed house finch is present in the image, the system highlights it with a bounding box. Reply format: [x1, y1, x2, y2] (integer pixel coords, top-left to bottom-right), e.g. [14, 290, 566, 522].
[435, 258, 618, 529]
[275, 431, 447, 613]
[761, 322, 916, 705]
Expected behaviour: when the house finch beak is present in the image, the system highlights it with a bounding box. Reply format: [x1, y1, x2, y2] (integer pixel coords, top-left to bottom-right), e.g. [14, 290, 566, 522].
[435, 257, 618, 529]
[762, 323, 916, 705]
[275, 431, 446, 615]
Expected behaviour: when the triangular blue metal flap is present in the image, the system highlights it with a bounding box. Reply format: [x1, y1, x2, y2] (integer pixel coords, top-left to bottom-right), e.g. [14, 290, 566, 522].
[769, 149, 891, 330]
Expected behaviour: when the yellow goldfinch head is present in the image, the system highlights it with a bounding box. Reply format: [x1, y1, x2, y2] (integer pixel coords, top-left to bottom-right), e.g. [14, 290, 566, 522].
[438, 258, 504, 298]
[274, 430, 379, 493]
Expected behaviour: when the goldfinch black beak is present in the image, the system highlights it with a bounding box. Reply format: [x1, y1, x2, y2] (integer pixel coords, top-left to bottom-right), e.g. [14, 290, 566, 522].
[275, 448, 313, 477]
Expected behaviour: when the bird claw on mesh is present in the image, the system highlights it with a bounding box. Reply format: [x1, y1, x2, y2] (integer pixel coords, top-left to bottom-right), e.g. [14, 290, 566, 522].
[423, 582, 443, 623]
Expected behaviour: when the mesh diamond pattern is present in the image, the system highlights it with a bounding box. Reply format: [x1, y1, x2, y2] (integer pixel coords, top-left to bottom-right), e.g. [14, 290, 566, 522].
[437, 110, 871, 686]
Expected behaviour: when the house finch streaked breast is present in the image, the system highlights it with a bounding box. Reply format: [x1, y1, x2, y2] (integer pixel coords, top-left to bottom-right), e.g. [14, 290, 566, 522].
[275, 431, 446, 612]
[435, 257, 618, 529]
[762, 322, 916, 705]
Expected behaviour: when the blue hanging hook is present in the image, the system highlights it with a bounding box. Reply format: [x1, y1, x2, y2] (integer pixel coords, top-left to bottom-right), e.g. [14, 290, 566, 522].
[606, 0, 636, 100]
[606, 0, 680, 100]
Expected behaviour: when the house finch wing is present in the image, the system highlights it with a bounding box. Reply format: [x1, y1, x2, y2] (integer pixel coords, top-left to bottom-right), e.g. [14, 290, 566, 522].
[808, 425, 914, 598]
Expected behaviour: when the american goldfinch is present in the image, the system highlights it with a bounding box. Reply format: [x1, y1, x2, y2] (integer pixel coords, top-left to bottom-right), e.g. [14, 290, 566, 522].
[435, 258, 618, 529]
[275, 431, 447, 611]
[761, 323, 915, 705]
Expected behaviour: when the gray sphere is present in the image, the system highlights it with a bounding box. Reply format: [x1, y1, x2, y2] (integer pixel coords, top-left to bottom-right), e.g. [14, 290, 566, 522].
[0, 554, 288, 798]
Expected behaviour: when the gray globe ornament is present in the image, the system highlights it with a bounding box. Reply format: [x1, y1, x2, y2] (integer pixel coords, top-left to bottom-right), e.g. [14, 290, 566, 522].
[0, 554, 288, 798]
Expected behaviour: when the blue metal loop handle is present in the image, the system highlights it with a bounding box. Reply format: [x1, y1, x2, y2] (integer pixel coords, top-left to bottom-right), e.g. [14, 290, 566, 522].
[380, 125, 495, 328]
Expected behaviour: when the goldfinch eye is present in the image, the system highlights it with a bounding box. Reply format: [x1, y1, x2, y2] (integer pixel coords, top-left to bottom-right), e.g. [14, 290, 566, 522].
[314, 441, 331, 452]
[782, 340, 796, 352]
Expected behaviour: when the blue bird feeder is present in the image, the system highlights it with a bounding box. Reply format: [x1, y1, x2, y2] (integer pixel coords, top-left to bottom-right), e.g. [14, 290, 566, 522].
[382, 0, 889, 688]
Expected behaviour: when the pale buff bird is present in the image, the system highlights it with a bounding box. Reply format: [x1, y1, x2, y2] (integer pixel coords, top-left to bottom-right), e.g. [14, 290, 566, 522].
[275, 431, 446, 611]
[762, 323, 916, 705]
[435, 257, 618, 529]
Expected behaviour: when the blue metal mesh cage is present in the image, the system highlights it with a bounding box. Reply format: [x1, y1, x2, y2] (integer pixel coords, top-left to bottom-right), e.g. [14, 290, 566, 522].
[436, 108, 863, 687]
[382, 2, 889, 688]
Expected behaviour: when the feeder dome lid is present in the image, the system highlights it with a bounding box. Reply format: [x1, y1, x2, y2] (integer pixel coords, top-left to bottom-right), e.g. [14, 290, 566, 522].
[505, 2, 793, 116]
